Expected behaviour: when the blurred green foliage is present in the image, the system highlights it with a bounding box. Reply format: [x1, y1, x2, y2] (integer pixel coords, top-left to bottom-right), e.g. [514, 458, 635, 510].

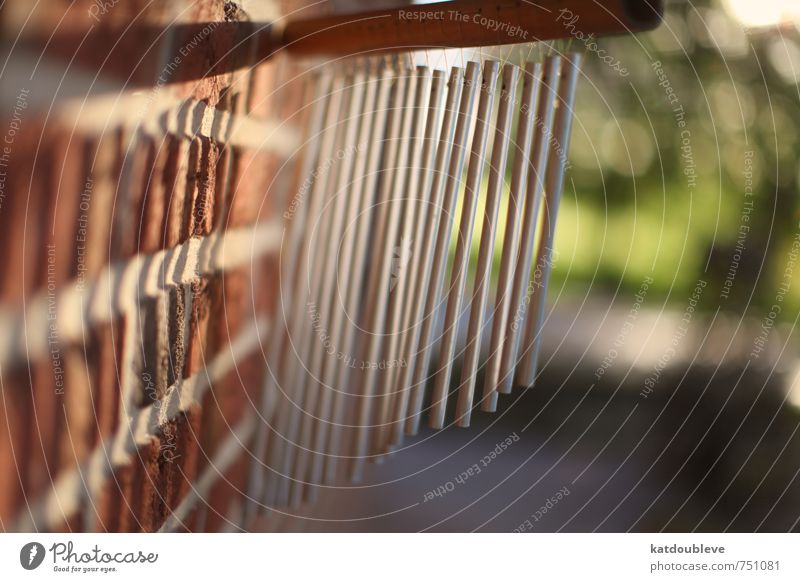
[548, 0, 800, 318]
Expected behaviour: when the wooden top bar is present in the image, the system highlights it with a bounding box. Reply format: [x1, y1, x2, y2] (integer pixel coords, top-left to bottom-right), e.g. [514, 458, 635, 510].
[279, 0, 664, 56]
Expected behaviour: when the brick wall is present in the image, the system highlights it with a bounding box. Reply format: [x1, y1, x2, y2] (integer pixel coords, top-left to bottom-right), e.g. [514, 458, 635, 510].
[0, 0, 315, 532]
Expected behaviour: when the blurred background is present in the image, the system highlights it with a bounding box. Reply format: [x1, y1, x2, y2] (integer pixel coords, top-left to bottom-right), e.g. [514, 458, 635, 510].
[555, 0, 800, 317]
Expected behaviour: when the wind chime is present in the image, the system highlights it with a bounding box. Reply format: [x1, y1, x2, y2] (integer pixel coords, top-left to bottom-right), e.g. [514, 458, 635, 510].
[245, 0, 665, 511]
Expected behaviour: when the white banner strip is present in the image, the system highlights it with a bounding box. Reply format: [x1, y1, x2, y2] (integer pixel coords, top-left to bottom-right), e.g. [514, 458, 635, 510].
[0, 534, 797, 581]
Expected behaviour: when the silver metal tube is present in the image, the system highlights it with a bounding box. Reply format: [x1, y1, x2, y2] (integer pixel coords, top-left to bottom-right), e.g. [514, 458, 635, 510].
[480, 61, 543, 413]
[429, 60, 500, 429]
[516, 53, 582, 388]
[455, 63, 519, 427]
[405, 61, 480, 435]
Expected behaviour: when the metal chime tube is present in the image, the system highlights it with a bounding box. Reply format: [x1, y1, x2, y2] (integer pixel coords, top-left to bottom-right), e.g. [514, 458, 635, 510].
[373, 66, 433, 456]
[495, 55, 561, 397]
[405, 61, 480, 436]
[258, 71, 339, 509]
[456, 63, 520, 427]
[350, 67, 417, 481]
[389, 67, 463, 448]
[324, 64, 394, 485]
[248, 71, 331, 514]
[378, 69, 445, 457]
[294, 63, 370, 504]
[516, 53, 582, 388]
[286, 69, 365, 507]
[481, 61, 543, 413]
[429, 60, 500, 429]
[267, 72, 347, 508]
